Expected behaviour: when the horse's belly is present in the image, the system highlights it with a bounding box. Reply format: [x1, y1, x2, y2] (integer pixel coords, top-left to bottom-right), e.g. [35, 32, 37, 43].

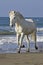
[23, 27, 35, 35]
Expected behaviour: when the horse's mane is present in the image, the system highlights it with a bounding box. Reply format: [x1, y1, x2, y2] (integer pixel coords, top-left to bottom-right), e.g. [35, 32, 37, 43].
[15, 11, 24, 19]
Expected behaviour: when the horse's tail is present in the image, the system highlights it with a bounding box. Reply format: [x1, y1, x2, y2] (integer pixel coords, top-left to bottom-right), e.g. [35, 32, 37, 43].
[31, 30, 36, 41]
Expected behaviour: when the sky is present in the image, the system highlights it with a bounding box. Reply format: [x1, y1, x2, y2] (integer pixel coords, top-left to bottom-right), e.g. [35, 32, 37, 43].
[0, 0, 43, 17]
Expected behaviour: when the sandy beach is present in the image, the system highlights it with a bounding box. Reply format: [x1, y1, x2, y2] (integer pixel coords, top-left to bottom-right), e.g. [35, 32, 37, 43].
[0, 53, 43, 65]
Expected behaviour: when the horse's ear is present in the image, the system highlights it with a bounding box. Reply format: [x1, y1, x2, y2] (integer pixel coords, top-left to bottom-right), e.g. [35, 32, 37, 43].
[9, 11, 11, 14]
[14, 11, 16, 13]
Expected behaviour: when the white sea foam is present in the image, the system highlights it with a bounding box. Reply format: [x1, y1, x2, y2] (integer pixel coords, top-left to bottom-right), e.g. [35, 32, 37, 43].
[37, 27, 43, 31]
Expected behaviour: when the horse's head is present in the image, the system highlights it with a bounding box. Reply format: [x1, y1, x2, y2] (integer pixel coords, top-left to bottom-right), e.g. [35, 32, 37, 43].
[9, 10, 24, 27]
[9, 11, 16, 27]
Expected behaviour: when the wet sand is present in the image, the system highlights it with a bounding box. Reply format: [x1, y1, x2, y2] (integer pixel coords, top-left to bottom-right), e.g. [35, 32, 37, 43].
[0, 53, 43, 65]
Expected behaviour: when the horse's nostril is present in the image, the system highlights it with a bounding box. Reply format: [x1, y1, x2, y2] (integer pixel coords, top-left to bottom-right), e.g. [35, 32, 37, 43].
[14, 17, 16, 19]
[12, 25, 13, 27]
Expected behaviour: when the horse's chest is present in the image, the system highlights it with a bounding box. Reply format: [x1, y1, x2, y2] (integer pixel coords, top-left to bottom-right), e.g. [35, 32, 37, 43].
[15, 25, 22, 33]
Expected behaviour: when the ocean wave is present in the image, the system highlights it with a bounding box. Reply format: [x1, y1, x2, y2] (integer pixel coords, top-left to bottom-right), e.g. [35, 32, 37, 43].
[37, 27, 43, 31]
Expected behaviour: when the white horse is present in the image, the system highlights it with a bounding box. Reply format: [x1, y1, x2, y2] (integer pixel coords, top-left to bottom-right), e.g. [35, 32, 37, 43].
[9, 11, 38, 53]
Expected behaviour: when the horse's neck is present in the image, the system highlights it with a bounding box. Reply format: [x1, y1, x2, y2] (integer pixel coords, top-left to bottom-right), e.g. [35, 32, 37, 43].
[17, 17, 25, 25]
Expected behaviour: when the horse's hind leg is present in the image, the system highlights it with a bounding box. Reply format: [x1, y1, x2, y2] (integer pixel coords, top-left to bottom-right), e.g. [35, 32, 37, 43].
[26, 35, 30, 52]
[35, 33, 38, 50]
[31, 31, 38, 50]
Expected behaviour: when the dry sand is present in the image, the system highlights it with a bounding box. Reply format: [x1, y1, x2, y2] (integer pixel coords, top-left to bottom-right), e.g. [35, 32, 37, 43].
[0, 53, 43, 65]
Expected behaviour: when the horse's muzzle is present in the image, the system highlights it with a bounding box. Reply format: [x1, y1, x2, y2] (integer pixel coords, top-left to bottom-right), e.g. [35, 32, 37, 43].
[10, 24, 13, 27]
[12, 24, 13, 27]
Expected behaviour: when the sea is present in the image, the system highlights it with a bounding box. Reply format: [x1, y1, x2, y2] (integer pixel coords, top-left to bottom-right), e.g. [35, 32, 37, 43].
[0, 17, 43, 53]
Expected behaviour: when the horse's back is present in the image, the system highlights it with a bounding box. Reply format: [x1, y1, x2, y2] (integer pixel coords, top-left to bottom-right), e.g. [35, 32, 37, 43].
[19, 19, 36, 34]
[22, 19, 36, 30]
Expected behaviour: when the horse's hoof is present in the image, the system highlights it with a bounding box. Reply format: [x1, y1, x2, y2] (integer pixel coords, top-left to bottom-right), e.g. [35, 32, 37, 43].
[21, 45, 25, 48]
[22, 45, 25, 48]
[18, 51, 20, 53]
[27, 50, 30, 52]
[27, 49, 30, 52]
[35, 46, 38, 50]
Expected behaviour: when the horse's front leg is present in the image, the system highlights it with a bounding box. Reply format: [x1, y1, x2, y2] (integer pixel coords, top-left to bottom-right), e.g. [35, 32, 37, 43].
[18, 33, 24, 53]
[16, 33, 21, 46]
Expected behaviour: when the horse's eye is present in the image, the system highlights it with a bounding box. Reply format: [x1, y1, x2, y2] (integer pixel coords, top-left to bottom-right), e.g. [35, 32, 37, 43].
[14, 11, 16, 13]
